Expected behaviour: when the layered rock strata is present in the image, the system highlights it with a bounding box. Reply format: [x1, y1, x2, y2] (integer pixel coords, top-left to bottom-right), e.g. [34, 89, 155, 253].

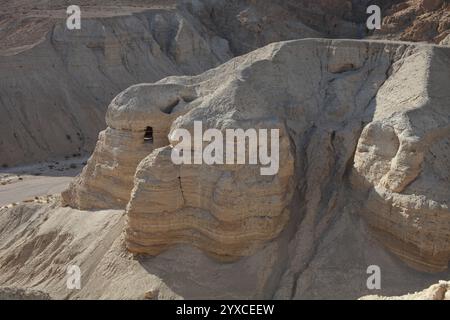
[65, 38, 450, 271]
[62, 83, 197, 209]
[361, 280, 450, 300]
[351, 44, 450, 272]
[1, 0, 449, 166]
[0, 3, 232, 167]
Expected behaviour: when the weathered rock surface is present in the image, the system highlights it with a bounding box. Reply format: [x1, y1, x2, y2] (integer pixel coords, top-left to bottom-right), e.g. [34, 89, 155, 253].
[441, 33, 450, 45]
[0, 200, 182, 299]
[125, 137, 294, 260]
[63, 38, 450, 291]
[351, 44, 450, 272]
[0, 1, 232, 167]
[0, 0, 317, 167]
[61, 83, 197, 209]
[1, 19, 450, 297]
[1, 197, 447, 299]
[0, 287, 51, 300]
[375, 0, 450, 43]
[1, 0, 449, 167]
[361, 280, 450, 300]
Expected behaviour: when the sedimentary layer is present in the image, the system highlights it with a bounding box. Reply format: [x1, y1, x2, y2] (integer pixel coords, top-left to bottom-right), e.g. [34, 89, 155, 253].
[64, 39, 450, 273]
[1, 38, 449, 299]
[1, 0, 449, 167]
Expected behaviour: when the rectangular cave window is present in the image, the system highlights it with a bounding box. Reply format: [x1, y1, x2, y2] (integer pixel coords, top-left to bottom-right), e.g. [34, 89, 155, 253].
[144, 126, 153, 143]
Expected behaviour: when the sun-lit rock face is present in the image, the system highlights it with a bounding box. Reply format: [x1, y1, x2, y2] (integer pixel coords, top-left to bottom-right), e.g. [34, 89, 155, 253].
[65, 39, 450, 270]
[0, 4, 236, 168]
[361, 281, 450, 300]
[125, 129, 295, 260]
[123, 38, 396, 260]
[131, 39, 449, 268]
[120, 52, 298, 260]
[61, 83, 197, 210]
[351, 45, 450, 272]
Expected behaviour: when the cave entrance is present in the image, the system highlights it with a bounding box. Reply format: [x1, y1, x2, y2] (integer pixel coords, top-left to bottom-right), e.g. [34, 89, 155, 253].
[144, 126, 153, 143]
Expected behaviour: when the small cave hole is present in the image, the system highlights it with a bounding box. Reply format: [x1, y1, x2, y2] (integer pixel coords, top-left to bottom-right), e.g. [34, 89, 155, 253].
[144, 126, 154, 143]
[161, 99, 180, 114]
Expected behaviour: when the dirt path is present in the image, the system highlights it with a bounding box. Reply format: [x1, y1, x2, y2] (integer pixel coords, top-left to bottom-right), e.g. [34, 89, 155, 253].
[0, 176, 75, 206]
[0, 157, 86, 206]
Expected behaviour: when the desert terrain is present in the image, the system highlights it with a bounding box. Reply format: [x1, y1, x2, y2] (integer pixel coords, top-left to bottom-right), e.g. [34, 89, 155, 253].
[0, 0, 449, 300]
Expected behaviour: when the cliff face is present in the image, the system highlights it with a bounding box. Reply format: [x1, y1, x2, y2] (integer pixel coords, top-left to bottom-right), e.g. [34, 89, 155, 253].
[351, 45, 450, 272]
[377, 0, 450, 43]
[1, 0, 448, 167]
[0, 3, 233, 167]
[63, 39, 450, 290]
[0, 0, 317, 167]
[0, 38, 449, 299]
[0, 2, 449, 299]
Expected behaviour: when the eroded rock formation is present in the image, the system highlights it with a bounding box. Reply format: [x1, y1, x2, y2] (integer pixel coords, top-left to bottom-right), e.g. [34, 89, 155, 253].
[125, 132, 294, 260]
[61, 83, 197, 209]
[1, 0, 449, 167]
[63, 39, 450, 278]
[376, 0, 450, 43]
[351, 44, 450, 272]
[0, 2, 232, 167]
[361, 280, 450, 300]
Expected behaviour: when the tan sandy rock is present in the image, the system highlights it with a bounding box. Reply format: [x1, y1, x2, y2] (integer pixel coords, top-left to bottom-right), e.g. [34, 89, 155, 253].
[1, 0, 448, 167]
[351, 44, 450, 272]
[378, 0, 449, 43]
[0, 287, 51, 300]
[0, 2, 231, 167]
[62, 83, 197, 209]
[441, 34, 450, 45]
[63, 39, 450, 273]
[361, 280, 450, 300]
[2, 38, 450, 299]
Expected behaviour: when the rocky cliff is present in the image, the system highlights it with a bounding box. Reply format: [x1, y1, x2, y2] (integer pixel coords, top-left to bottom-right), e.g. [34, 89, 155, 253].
[0, 1, 449, 300]
[1, 0, 448, 167]
[0, 2, 232, 167]
[58, 39, 450, 299]
[351, 44, 450, 272]
[375, 0, 450, 43]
